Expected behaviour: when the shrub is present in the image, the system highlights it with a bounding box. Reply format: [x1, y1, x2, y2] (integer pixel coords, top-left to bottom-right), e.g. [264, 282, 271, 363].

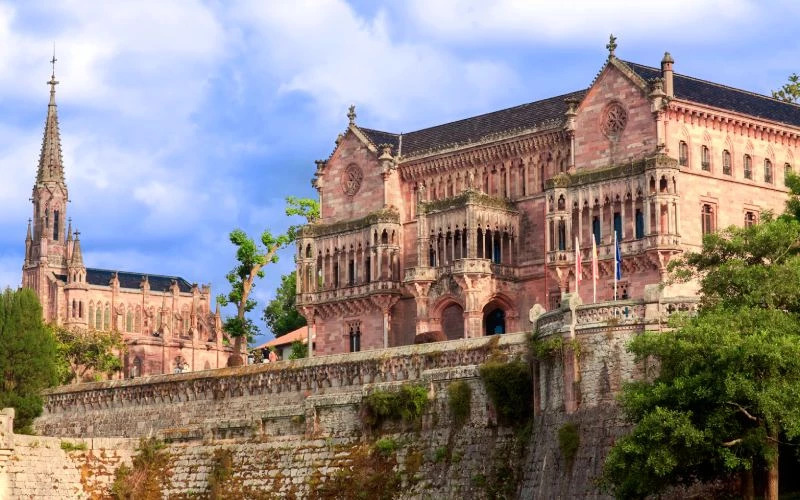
[60, 440, 87, 452]
[111, 438, 169, 500]
[207, 448, 235, 498]
[373, 438, 397, 457]
[447, 380, 472, 427]
[478, 359, 533, 426]
[558, 422, 580, 464]
[288, 341, 308, 360]
[360, 384, 429, 430]
[433, 446, 448, 463]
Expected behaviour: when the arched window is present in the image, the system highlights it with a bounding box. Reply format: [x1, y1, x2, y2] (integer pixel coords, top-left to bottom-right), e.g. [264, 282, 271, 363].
[88, 304, 94, 329]
[349, 322, 361, 352]
[764, 159, 773, 184]
[744, 155, 753, 179]
[96, 307, 103, 331]
[592, 216, 601, 245]
[135, 308, 142, 332]
[744, 211, 757, 228]
[305, 244, 312, 258]
[786, 163, 793, 186]
[484, 308, 506, 335]
[104, 304, 111, 331]
[79, 301, 83, 318]
[701, 146, 710, 171]
[635, 209, 644, 239]
[131, 357, 142, 378]
[679, 141, 688, 166]
[72, 299, 77, 318]
[557, 220, 566, 251]
[722, 150, 731, 175]
[126, 311, 133, 333]
[701, 204, 715, 236]
[53, 209, 60, 240]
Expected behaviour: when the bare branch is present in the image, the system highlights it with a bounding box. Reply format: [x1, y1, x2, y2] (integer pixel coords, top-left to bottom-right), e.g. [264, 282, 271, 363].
[726, 401, 759, 422]
[722, 438, 743, 447]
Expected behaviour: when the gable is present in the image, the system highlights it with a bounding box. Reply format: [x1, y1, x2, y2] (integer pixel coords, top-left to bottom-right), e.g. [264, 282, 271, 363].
[573, 63, 657, 170]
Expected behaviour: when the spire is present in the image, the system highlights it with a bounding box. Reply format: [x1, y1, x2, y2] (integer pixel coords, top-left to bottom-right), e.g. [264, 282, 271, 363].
[26, 219, 32, 241]
[36, 49, 65, 185]
[70, 230, 83, 266]
[66, 217, 72, 242]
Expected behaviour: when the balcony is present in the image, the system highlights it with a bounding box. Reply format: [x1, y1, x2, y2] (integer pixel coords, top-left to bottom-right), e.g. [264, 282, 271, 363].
[297, 280, 403, 306]
[547, 234, 681, 265]
[404, 258, 517, 282]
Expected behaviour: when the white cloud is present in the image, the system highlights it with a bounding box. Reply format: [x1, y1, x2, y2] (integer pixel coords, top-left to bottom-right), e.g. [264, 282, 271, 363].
[402, 0, 755, 45]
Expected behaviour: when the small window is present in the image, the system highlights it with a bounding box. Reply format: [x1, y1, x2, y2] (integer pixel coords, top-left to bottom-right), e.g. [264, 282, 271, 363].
[785, 163, 793, 186]
[701, 204, 715, 236]
[722, 150, 731, 175]
[349, 323, 361, 352]
[764, 159, 773, 184]
[744, 211, 757, 228]
[701, 146, 710, 171]
[592, 216, 601, 245]
[744, 155, 752, 179]
[679, 141, 688, 166]
[557, 220, 566, 251]
[635, 209, 644, 239]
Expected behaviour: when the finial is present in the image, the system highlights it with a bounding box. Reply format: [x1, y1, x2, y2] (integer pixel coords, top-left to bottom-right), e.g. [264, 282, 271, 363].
[347, 104, 356, 125]
[661, 51, 674, 64]
[48, 45, 59, 103]
[73, 229, 81, 240]
[606, 34, 617, 57]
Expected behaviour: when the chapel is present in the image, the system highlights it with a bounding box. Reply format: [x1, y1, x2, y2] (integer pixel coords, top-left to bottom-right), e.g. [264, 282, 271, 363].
[21, 60, 232, 377]
[295, 38, 800, 355]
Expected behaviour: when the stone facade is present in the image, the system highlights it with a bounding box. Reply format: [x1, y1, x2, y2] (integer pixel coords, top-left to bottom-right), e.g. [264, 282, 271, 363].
[296, 45, 798, 355]
[29, 292, 699, 498]
[20, 66, 232, 377]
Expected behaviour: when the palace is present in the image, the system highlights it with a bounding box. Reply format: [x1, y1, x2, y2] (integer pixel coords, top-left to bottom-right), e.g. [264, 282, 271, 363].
[21, 63, 232, 377]
[296, 40, 800, 355]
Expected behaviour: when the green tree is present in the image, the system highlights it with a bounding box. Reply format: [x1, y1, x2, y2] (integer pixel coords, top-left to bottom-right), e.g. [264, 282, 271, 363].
[0, 288, 60, 433]
[263, 272, 306, 337]
[601, 213, 800, 500]
[287, 340, 308, 360]
[218, 197, 318, 366]
[53, 325, 126, 384]
[772, 73, 800, 103]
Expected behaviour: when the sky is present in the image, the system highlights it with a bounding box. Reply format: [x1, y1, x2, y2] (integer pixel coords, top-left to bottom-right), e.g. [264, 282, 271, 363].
[0, 0, 798, 345]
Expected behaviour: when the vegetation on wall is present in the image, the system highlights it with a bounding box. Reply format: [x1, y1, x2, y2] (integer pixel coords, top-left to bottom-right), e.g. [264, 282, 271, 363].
[478, 358, 532, 426]
[557, 422, 580, 465]
[360, 383, 429, 430]
[447, 380, 472, 428]
[601, 179, 800, 500]
[529, 334, 581, 360]
[111, 438, 170, 500]
[309, 443, 401, 500]
[0, 288, 60, 433]
[262, 272, 306, 338]
[217, 197, 318, 366]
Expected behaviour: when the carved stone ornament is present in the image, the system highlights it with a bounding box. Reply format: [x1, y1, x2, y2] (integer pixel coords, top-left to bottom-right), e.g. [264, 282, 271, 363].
[342, 164, 363, 196]
[600, 102, 627, 139]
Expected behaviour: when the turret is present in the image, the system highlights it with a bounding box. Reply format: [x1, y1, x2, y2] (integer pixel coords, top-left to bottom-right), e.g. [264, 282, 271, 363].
[661, 52, 674, 98]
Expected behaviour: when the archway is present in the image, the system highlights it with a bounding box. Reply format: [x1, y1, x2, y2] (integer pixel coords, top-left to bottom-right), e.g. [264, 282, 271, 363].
[441, 303, 464, 340]
[484, 308, 506, 335]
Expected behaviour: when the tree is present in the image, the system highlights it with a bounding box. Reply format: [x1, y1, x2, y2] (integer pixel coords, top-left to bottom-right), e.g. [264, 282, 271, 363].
[218, 196, 318, 366]
[288, 341, 308, 360]
[772, 73, 800, 103]
[601, 212, 800, 500]
[263, 272, 306, 337]
[53, 325, 126, 384]
[0, 288, 60, 433]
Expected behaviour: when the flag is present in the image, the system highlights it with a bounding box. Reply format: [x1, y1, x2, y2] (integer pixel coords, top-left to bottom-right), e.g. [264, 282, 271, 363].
[591, 237, 598, 303]
[614, 231, 622, 281]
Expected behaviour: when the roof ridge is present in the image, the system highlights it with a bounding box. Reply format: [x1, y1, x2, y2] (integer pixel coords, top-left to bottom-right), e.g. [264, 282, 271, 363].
[358, 126, 399, 137]
[625, 60, 800, 111]
[86, 267, 193, 283]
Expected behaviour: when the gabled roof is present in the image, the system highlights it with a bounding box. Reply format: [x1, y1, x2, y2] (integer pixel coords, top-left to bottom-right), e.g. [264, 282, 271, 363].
[85, 268, 194, 293]
[625, 61, 800, 128]
[253, 325, 313, 350]
[359, 90, 587, 158]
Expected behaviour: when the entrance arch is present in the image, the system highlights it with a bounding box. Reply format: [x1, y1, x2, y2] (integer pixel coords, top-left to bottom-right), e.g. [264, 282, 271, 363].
[484, 308, 506, 335]
[441, 303, 464, 340]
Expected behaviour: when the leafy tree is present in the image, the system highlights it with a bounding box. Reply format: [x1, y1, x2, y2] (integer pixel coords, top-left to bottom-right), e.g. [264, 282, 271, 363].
[263, 272, 306, 337]
[772, 73, 800, 103]
[53, 325, 126, 384]
[601, 211, 800, 500]
[288, 340, 308, 360]
[0, 288, 60, 433]
[218, 197, 318, 366]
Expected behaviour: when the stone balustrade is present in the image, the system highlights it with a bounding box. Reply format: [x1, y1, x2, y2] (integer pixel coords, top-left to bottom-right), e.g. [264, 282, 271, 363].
[297, 279, 402, 305]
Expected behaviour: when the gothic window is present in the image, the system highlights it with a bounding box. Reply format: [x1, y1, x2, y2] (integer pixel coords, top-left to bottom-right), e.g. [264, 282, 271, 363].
[103, 304, 111, 330]
[592, 216, 601, 245]
[45, 208, 49, 232]
[744, 155, 752, 179]
[135, 308, 142, 332]
[131, 357, 142, 378]
[701, 204, 715, 236]
[613, 212, 622, 241]
[786, 163, 793, 186]
[126, 311, 133, 332]
[744, 211, 757, 228]
[53, 209, 60, 240]
[701, 146, 710, 171]
[79, 301, 83, 318]
[96, 307, 103, 331]
[88, 304, 94, 329]
[722, 150, 731, 175]
[333, 263, 339, 288]
[72, 299, 76, 318]
[305, 244, 312, 258]
[348, 258, 355, 286]
[349, 322, 361, 352]
[557, 195, 565, 211]
[679, 141, 688, 166]
[493, 235, 501, 264]
[635, 209, 645, 239]
[365, 256, 371, 282]
[764, 159, 773, 184]
[557, 220, 566, 251]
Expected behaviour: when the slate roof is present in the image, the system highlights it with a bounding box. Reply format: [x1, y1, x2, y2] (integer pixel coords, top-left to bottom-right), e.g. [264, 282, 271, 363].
[359, 90, 587, 158]
[86, 268, 194, 293]
[625, 61, 800, 128]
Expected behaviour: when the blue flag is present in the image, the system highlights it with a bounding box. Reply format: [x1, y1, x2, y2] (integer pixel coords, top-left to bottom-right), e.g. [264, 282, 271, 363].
[615, 231, 622, 280]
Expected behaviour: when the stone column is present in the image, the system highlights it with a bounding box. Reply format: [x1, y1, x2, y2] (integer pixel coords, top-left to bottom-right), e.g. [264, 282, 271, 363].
[674, 199, 681, 236]
[644, 198, 651, 236]
[620, 196, 627, 240]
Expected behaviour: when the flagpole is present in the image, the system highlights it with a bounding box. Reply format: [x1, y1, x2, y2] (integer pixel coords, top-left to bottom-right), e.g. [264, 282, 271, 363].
[614, 231, 618, 301]
[592, 237, 597, 304]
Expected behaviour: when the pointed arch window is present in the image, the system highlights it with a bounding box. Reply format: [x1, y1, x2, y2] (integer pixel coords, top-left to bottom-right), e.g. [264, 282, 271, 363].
[764, 159, 773, 184]
[103, 304, 111, 331]
[701, 146, 710, 171]
[679, 141, 688, 166]
[348, 322, 361, 352]
[53, 210, 60, 240]
[701, 204, 716, 236]
[96, 307, 103, 331]
[785, 163, 793, 186]
[88, 304, 94, 329]
[744, 155, 753, 179]
[722, 150, 731, 175]
[126, 311, 133, 333]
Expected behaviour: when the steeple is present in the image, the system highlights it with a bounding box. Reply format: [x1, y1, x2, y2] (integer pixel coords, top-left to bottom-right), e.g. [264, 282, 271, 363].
[36, 50, 65, 185]
[69, 230, 83, 266]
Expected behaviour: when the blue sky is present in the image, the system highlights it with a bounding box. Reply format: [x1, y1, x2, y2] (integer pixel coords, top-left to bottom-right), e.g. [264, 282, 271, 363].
[0, 0, 798, 344]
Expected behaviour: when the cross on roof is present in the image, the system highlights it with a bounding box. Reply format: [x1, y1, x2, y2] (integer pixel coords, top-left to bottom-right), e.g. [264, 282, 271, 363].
[606, 34, 618, 56]
[73, 229, 80, 239]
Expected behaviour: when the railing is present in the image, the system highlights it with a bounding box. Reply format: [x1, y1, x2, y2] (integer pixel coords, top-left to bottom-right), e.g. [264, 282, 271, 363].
[404, 259, 516, 282]
[297, 280, 402, 304]
[547, 234, 681, 264]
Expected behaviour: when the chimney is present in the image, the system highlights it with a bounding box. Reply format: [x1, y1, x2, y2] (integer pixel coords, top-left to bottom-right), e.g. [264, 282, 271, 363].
[661, 52, 674, 98]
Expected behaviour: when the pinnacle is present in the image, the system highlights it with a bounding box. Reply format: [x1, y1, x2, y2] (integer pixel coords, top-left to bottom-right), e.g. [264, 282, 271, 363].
[36, 66, 65, 186]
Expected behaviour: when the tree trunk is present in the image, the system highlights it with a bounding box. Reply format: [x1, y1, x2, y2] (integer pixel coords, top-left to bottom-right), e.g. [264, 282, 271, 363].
[741, 466, 754, 500]
[765, 431, 779, 500]
[227, 336, 244, 367]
